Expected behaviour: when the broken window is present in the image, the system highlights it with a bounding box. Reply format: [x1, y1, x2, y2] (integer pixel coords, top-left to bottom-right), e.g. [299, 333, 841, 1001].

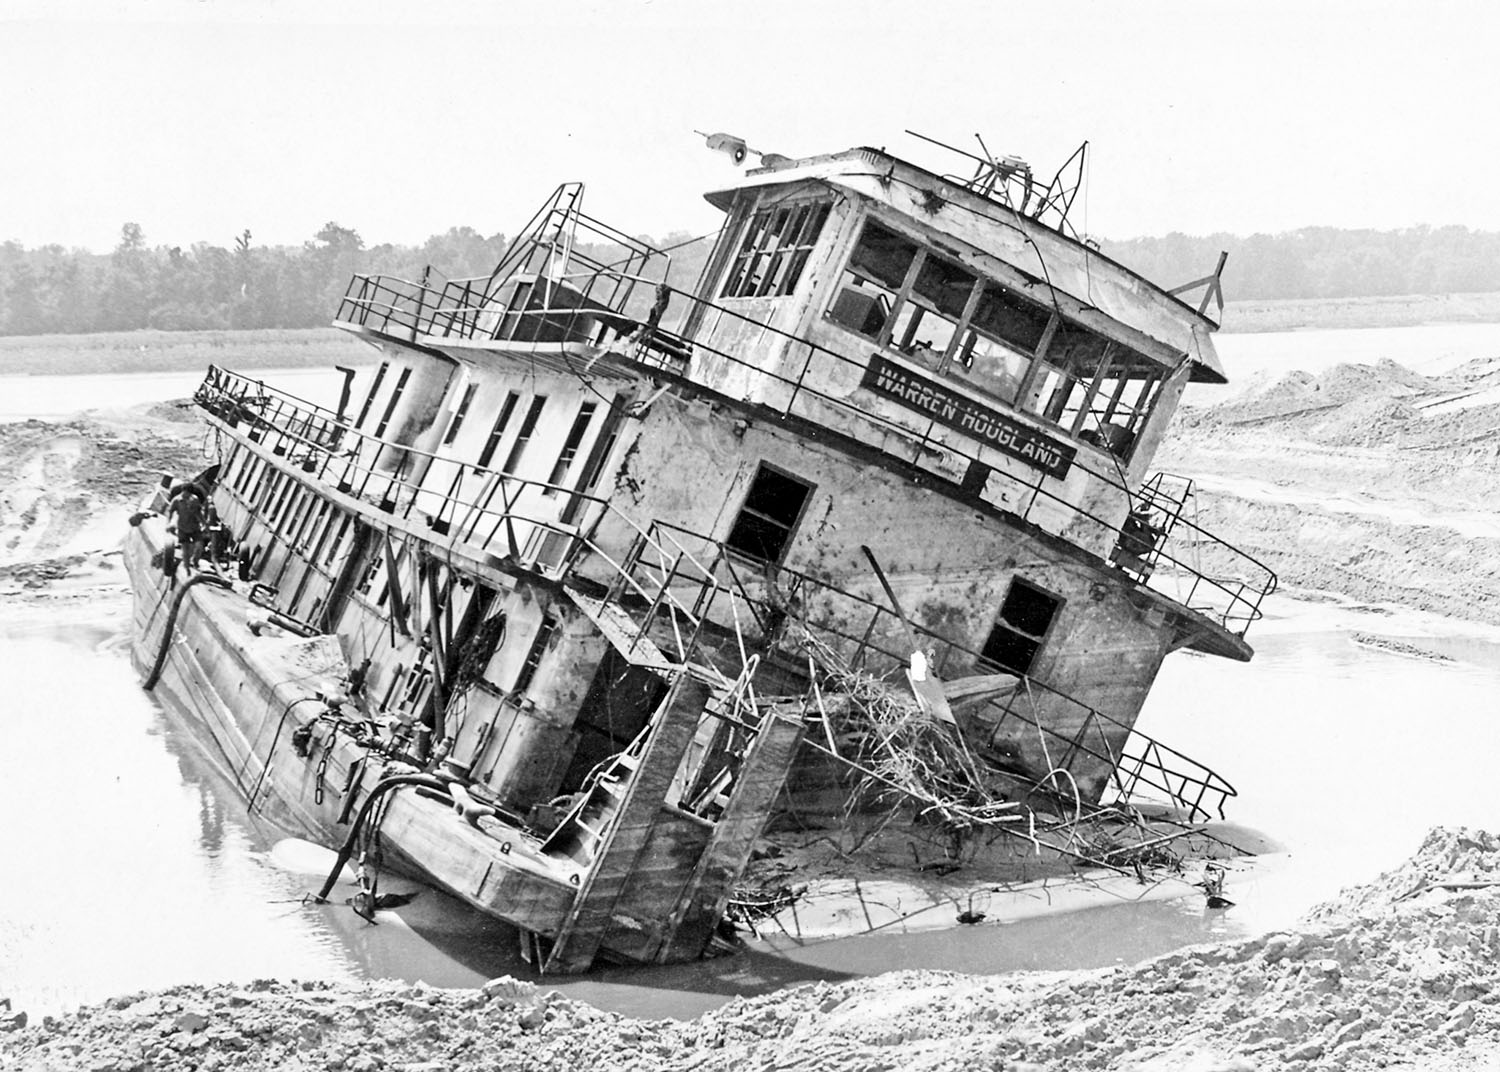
[948, 283, 1054, 404]
[887, 255, 978, 367]
[826, 219, 919, 341]
[1020, 326, 1168, 458]
[979, 578, 1061, 676]
[828, 215, 1170, 457]
[721, 200, 832, 299]
[829, 219, 1054, 383]
[1024, 322, 1112, 430]
[725, 464, 813, 563]
[1075, 354, 1167, 457]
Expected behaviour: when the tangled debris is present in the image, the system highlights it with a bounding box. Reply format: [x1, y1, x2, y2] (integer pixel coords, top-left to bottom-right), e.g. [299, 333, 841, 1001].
[797, 626, 1022, 839]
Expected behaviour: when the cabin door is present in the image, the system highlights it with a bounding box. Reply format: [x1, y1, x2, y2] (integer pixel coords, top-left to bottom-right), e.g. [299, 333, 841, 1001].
[556, 647, 668, 793]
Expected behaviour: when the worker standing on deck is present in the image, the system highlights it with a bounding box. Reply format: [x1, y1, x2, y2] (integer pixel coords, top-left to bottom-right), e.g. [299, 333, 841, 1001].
[166, 481, 208, 573]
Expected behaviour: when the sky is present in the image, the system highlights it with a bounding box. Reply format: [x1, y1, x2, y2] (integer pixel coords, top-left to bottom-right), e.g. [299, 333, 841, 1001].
[2, 0, 1498, 254]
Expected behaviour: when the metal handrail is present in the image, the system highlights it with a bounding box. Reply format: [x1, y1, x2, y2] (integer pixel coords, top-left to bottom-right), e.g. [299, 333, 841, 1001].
[334, 269, 1277, 637]
[197, 366, 1235, 820]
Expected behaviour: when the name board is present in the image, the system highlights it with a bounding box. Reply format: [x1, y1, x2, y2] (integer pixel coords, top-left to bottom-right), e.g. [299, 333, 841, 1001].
[861, 355, 1076, 480]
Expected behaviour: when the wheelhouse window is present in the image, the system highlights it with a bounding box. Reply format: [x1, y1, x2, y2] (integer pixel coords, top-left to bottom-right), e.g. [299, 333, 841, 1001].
[827, 215, 1170, 459]
[1074, 352, 1167, 455]
[948, 282, 1053, 404]
[826, 219, 918, 340]
[1024, 322, 1112, 429]
[1026, 328, 1166, 455]
[721, 200, 832, 299]
[886, 254, 977, 367]
[979, 578, 1061, 676]
[725, 464, 813, 563]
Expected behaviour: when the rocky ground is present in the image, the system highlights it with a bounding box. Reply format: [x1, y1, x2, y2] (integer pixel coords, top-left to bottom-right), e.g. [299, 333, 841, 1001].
[5, 826, 1500, 1071]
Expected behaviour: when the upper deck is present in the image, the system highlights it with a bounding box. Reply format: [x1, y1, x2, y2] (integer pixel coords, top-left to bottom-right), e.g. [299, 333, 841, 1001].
[329, 148, 1273, 644]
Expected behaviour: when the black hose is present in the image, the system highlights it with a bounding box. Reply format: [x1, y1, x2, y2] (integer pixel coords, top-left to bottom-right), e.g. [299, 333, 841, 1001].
[245, 696, 325, 814]
[142, 572, 233, 690]
[313, 773, 447, 904]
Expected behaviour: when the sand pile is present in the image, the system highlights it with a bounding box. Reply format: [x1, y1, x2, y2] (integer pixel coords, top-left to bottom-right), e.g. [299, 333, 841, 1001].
[8, 826, 1500, 1071]
[1157, 357, 1500, 626]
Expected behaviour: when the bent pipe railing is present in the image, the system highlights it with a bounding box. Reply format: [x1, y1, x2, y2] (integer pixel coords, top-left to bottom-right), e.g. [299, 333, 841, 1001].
[335, 195, 668, 346]
[196, 369, 1233, 819]
[202, 365, 1147, 685]
[199, 366, 1207, 713]
[333, 271, 1277, 636]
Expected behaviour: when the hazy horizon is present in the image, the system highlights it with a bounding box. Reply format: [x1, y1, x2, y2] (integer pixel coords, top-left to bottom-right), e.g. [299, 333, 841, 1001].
[4, 0, 1498, 255]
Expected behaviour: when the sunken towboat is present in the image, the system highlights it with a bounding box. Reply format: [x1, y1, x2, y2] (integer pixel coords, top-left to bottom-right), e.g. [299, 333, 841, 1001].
[123, 134, 1275, 972]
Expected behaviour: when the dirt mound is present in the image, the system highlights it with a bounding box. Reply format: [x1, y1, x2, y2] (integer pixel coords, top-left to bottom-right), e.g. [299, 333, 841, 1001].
[9, 826, 1500, 1071]
[1158, 357, 1500, 626]
[1210, 359, 1465, 433]
[1307, 827, 1500, 923]
[0, 411, 204, 568]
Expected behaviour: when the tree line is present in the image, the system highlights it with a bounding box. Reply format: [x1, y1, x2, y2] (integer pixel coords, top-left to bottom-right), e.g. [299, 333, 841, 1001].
[0, 223, 517, 337]
[4, 220, 1500, 337]
[1099, 224, 1500, 302]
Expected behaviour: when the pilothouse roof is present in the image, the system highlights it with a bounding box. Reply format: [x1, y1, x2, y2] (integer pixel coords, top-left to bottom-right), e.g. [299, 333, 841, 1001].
[703, 144, 1229, 385]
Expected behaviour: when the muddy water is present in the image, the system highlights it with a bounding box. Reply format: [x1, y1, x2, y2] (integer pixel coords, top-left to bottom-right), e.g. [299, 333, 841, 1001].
[0, 367, 345, 423]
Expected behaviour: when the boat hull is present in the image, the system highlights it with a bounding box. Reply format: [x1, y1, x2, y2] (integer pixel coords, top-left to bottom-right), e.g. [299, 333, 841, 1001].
[122, 516, 582, 942]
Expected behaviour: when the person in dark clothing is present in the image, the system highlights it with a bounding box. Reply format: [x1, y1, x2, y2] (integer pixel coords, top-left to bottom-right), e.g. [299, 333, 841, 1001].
[167, 483, 207, 572]
[202, 501, 231, 573]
